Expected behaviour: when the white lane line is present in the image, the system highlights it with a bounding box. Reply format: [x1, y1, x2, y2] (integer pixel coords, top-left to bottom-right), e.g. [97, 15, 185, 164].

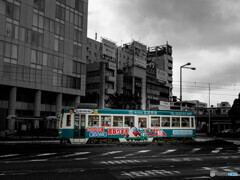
[62, 152, 90, 157]
[190, 148, 201, 153]
[211, 147, 223, 153]
[114, 156, 126, 159]
[74, 158, 88, 160]
[161, 149, 176, 154]
[100, 151, 122, 156]
[0, 154, 19, 158]
[137, 150, 151, 153]
[36, 153, 57, 157]
[28, 159, 48, 162]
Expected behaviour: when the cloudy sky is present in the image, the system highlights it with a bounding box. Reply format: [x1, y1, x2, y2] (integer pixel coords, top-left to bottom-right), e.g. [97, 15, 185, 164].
[87, 0, 240, 106]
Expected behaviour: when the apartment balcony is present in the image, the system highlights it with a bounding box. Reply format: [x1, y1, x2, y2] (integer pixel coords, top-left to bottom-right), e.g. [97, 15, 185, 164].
[168, 62, 173, 68]
[105, 76, 115, 82]
[168, 76, 173, 82]
[105, 88, 115, 95]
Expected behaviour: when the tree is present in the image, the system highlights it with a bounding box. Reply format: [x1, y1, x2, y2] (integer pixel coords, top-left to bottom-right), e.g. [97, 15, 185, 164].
[228, 93, 240, 133]
[105, 92, 142, 110]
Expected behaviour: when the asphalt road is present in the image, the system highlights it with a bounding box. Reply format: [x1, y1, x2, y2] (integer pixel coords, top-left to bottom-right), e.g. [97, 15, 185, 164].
[0, 141, 240, 180]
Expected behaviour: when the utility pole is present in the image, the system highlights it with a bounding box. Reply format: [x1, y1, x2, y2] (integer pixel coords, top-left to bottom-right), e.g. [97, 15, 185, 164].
[208, 83, 211, 134]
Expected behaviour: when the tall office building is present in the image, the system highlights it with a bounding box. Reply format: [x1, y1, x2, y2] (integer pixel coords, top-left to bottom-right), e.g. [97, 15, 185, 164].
[0, 0, 88, 133]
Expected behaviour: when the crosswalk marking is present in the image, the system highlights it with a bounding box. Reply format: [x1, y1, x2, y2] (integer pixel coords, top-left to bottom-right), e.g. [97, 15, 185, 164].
[100, 151, 122, 156]
[36, 153, 57, 157]
[0, 154, 19, 158]
[62, 152, 90, 158]
[121, 169, 181, 178]
[211, 147, 223, 153]
[99, 159, 141, 165]
[190, 148, 201, 153]
[161, 149, 176, 154]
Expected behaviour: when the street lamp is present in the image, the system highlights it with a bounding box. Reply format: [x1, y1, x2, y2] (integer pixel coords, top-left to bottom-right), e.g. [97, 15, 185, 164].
[180, 62, 196, 110]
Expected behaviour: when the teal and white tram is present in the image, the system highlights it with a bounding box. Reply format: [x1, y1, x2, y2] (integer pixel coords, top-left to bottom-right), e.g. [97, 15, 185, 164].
[58, 108, 196, 143]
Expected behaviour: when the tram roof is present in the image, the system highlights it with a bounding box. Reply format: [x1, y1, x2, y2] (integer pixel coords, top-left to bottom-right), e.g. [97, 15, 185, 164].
[62, 108, 195, 116]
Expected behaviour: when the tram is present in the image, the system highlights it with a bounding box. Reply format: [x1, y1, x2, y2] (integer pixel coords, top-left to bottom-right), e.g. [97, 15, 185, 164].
[58, 108, 196, 143]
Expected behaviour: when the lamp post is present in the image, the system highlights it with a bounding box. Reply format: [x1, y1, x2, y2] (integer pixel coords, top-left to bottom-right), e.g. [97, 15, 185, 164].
[180, 63, 196, 110]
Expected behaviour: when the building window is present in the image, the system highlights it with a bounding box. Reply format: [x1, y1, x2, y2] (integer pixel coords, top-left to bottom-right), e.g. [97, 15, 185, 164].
[73, 43, 82, 58]
[4, 43, 18, 64]
[56, 5, 65, 20]
[6, 2, 20, 20]
[5, 22, 19, 40]
[31, 30, 43, 46]
[74, 14, 83, 27]
[33, 13, 44, 29]
[31, 50, 42, 69]
[73, 29, 82, 42]
[75, 0, 83, 12]
[54, 36, 64, 52]
[34, 0, 45, 12]
[72, 61, 86, 75]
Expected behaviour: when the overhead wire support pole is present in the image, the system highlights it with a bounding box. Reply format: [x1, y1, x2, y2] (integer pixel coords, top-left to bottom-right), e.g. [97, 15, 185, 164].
[208, 83, 211, 134]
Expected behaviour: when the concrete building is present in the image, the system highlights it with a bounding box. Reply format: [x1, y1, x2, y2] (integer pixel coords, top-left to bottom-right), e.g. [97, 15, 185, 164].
[146, 44, 173, 110]
[0, 0, 88, 134]
[84, 37, 117, 108]
[85, 38, 174, 110]
[117, 41, 147, 110]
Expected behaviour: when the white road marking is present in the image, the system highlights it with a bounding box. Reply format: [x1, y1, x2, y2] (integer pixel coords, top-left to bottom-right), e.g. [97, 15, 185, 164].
[161, 149, 176, 154]
[115, 149, 151, 158]
[0, 154, 19, 158]
[28, 159, 48, 162]
[121, 169, 181, 178]
[36, 153, 57, 157]
[185, 176, 211, 179]
[99, 159, 141, 165]
[74, 158, 88, 160]
[100, 151, 122, 156]
[62, 152, 90, 157]
[190, 148, 201, 153]
[211, 147, 223, 153]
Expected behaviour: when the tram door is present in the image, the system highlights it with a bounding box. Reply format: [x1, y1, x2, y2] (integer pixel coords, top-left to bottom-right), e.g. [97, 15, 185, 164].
[80, 115, 86, 138]
[74, 114, 80, 138]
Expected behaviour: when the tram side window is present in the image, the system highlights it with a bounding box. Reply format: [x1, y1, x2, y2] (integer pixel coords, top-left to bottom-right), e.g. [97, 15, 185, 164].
[124, 116, 134, 127]
[138, 118, 147, 128]
[182, 117, 190, 127]
[81, 115, 85, 126]
[101, 116, 111, 127]
[172, 117, 180, 127]
[113, 116, 123, 127]
[162, 117, 170, 127]
[66, 115, 71, 126]
[191, 117, 195, 127]
[151, 117, 160, 127]
[88, 115, 99, 127]
[74, 114, 79, 126]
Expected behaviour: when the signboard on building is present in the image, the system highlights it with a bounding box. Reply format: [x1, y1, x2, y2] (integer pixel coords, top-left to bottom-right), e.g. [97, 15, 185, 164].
[133, 41, 147, 69]
[156, 69, 168, 83]
[102, 38, 116, 61]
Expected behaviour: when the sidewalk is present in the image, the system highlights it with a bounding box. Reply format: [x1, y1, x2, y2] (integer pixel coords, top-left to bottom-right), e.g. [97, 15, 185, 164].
[0, 135, 59, 144]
